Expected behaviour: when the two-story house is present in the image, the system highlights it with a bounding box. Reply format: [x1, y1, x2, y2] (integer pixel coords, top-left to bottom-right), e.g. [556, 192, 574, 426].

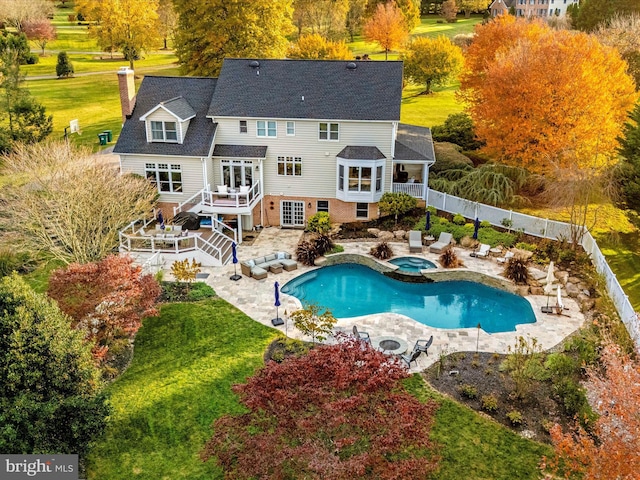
[115, 58, 435, 265]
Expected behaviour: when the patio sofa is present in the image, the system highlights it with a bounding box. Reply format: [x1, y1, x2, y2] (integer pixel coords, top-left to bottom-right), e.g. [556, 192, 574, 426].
[241, 252, 298, 279]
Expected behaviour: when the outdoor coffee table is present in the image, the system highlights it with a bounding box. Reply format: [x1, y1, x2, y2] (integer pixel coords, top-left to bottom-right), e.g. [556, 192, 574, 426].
[269, 263, 283, 274]
[371, 336, 408, 355]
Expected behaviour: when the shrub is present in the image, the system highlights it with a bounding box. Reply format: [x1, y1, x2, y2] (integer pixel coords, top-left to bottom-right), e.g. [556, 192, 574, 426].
[25, 53, 39, 64]
[306, 212, 331, 234]
[481, 394, 498, 412]
[507, 410, 524, 426]
[0, 249, 35, 276]
[458, 384, 478, 399]
[313, 234, 334, 256]
[480, 220, 492, 228]
[161, 281, 215, 302]
[326, 244, 344, 255]
[544, 352, 577, 379]
[171, 258, 201, 285]
[501, 336, 546, 400]
[431, 142, 474, 174]
[553, 378, 596, 423]
[503, 256, 529, 284]
[370, 241, 394, 260]
[439, 247, 461, 268]
[431, 113, 483, 151]
[296, 240, 320, 266]
[515, 242, 537, 252]
[378, 192, 418, 224]
[452, 213, 465, 225]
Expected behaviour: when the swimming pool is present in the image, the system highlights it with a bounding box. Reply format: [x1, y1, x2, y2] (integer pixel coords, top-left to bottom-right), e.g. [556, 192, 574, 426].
[389, 256, 437, 272]
[281, 263, 536, 333]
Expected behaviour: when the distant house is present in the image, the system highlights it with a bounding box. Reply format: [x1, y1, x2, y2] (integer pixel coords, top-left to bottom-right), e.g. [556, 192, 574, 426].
[114, 59, 436, 264]
[489, 0, 576, 17]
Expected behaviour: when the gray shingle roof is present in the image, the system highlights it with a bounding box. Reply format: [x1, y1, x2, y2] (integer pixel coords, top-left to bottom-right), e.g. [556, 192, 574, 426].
[337, 146, 386, 160]
[208, 59, 403, 121]
[212, 145, 267, 158]
[114, 76, 217, 157]
[159, 96, 196, 121]
[394, 124, 436, 162]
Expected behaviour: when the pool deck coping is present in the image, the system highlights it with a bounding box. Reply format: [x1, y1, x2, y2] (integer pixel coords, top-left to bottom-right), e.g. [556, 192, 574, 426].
[195, 227, 587, 373]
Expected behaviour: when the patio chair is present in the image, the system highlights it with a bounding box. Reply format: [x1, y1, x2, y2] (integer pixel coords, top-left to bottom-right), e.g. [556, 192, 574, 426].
[496, 251, 515, 264]
[471, 243, 490, 258]
[400, 348, 423, 368]
[413, 336, 433, 356]
[408, 230, 423, 253]
[353, 325, 371, 344]
[429, 232, 453, 254]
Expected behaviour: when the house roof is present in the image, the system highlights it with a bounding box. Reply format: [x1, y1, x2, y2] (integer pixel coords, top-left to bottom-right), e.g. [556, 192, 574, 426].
[394, 124, 436, 162]
[114, 76, 217, 157]
[337, 146, 386, 160]
[212, 144, 267, 158]
[208, 59, 403, 121]
[139, 96, 197, 122]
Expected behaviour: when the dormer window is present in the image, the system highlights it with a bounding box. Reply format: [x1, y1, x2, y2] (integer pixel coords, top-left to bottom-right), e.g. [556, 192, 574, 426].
[151, 121, 178, 142]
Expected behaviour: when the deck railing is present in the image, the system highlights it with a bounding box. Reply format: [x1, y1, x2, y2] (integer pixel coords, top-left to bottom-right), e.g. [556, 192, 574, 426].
[392, 182, 425, 198]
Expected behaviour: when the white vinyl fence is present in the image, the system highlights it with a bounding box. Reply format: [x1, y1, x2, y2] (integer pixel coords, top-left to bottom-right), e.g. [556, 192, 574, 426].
[426, 188, 640, 347]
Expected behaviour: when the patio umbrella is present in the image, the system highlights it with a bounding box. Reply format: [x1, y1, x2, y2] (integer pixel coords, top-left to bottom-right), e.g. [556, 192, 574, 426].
[271, 281, 284, 326]
[425, 210, 431, 232]
[473, 217, 480, 240]
[556, 285, 564, 311]
[229, 242, 241, 281]
[157, 210, 165, 230]
[544, 261, 555, 308]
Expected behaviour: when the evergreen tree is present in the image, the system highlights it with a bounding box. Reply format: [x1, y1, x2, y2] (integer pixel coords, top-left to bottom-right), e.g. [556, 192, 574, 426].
[56, 51, 74, 78]
[0, 273, 110, 457]
[616, 102, 640, 213]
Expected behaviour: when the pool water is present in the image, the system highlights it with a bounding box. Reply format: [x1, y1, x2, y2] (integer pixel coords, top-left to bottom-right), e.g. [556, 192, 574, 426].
[281, 263, 536, 334]
[389, 256, 437, 272]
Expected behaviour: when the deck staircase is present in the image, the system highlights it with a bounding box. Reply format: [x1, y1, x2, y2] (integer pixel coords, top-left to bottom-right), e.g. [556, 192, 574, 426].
[199, 229, 234, 265]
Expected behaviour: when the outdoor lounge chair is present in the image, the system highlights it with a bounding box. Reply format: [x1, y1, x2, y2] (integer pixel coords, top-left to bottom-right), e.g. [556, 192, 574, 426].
[413, 336, 433, 356]
[408, 230, 423, 253]
[471, 243, 490, 258]
[353, 325, 371, 344]
[496, 251, 515, 264]
[400, 348, 423, 367]
[429, 232, 453, 253]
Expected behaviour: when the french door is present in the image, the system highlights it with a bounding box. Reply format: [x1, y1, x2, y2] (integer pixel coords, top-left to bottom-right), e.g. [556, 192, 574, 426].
[281, 201, 305, 227]
[221, 160, 253, 189]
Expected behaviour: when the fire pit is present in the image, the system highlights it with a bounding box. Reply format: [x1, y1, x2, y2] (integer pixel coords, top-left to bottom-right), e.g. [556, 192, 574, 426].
[371, 336, 408, 355]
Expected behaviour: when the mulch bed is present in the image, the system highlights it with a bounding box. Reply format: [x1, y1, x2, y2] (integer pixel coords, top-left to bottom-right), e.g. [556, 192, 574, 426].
[424, 352, 574, 443]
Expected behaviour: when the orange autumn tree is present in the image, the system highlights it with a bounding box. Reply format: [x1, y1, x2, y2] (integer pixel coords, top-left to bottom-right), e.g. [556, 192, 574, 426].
[363, 2, 409, 60]
[459, 16, 637, 177]
[543, 341, 640, 479]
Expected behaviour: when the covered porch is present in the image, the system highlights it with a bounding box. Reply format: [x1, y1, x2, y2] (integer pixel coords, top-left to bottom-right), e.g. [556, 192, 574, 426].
[392, 123, 437, 200]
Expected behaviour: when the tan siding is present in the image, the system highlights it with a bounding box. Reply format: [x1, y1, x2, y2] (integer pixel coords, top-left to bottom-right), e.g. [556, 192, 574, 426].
[120, 154, 204, 204]
[212, 118, 394, 198]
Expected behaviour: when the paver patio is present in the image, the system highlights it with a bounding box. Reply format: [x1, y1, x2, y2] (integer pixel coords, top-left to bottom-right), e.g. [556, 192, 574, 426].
[199, 227, 586, 372]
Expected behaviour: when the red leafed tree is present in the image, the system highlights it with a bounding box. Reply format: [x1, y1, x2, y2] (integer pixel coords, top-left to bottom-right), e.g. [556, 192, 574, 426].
[22, 19, 57, 56]
[48, 254, 160, 362]
[201, 339, 441, 479]
[543, 342, 640, 479]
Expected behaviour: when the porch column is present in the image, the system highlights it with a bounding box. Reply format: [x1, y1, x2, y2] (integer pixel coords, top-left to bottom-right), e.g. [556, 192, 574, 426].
[237, 213, 242, 243]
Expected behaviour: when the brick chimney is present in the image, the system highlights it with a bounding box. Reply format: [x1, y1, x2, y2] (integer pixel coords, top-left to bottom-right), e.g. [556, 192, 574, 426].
[117, 67, 136, 123]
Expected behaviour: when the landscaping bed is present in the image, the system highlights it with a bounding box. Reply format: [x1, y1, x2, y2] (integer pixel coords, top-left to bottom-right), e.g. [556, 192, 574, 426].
[424, 348, 592, 443]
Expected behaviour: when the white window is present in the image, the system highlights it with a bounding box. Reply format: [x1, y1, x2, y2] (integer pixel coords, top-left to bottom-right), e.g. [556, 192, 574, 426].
[145, 163, 182, 193]
[348, 166, 372, 192]
[376, 166, 383, 192]
[319, 122, 339, 141]
[317, 200, 329, 213]
[356, 203, 368, 219]
[286, 121, 295, 136]
[150, 121, 178, 142]
[277, 156, 302, 176]
[257, 120, 276, 137]
[338, 165, 344, 191]
[239, 120, 247, 133]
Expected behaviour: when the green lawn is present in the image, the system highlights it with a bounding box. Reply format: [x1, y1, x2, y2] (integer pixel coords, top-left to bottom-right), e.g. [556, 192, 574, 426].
[85, 297, 549, 479]
[598, 232, 640, 310]
[405, 375, 551, 480]
[86, 299, 280, 479]
[402, 82, 465, 128]
[22, 53, 179, 77]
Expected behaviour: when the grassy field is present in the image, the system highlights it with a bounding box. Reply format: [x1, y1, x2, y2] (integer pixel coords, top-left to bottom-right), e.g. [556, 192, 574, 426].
[86, 297, 549, 479]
